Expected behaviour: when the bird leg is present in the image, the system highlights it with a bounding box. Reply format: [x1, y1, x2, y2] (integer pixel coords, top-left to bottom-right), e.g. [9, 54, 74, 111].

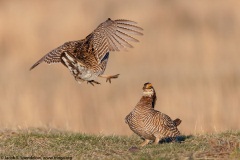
[74, 76, 86, 84]
[87, 80, 101, 86]
[153, 132, 162, 145]
[153, 137, 160, 145]
[99, 74, 120, 83]
[139, 139, 150, 147]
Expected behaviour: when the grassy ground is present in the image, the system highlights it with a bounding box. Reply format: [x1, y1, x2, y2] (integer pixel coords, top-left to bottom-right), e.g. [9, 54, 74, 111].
[0, 129, 239, 160]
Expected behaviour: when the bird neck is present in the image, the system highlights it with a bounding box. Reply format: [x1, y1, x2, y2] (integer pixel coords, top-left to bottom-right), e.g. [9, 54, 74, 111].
[142, 92, 157, 108]
[135, 95, 156, 111]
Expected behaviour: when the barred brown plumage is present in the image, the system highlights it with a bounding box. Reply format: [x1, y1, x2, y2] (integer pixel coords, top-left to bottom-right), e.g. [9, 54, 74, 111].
[30, 18, 143, 85]
[125, 82, 181, 147]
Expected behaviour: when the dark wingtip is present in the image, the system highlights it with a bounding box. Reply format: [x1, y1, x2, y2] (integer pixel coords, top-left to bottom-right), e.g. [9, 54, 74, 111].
[29, 62, 39, 71]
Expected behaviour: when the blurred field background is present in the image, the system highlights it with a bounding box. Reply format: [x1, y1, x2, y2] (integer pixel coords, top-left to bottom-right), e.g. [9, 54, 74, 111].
[0, 0, 240, 136]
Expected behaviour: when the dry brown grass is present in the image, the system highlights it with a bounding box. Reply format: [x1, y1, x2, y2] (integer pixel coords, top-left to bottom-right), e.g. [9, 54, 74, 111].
[0, 0, 240, 135]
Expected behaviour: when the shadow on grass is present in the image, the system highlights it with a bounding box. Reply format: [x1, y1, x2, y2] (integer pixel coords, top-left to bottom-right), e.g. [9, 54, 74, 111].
[159, 135, 193, 144]
[129, 135, 193, 152]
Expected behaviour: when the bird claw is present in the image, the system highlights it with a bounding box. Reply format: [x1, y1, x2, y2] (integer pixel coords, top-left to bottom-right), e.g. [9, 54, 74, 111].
[87, 80, 101, 86]
[106, 74, 120, 83]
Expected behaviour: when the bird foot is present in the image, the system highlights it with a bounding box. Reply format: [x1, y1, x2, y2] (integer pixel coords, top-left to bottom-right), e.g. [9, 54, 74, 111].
[139, 139, 150, 147]
[87, 80, 101, 86]
[104, 74, 120, 83]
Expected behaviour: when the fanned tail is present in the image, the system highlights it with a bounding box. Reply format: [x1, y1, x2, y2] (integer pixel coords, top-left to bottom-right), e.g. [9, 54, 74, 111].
[173, 118, 182, 126]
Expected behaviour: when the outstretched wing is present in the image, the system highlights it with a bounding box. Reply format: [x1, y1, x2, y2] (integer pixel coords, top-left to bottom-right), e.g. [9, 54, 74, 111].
[86, 18, 143, 63]
[30, 40, 83, 70]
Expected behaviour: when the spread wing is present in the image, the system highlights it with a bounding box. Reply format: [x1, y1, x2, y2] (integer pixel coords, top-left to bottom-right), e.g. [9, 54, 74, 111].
[30, 18, 143, 70]
[86, 18, 143, 63]
[30, 40, 83, 70]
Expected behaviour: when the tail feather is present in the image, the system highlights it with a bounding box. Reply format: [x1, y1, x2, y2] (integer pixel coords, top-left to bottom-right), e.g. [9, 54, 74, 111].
[173, 118, 182, 126]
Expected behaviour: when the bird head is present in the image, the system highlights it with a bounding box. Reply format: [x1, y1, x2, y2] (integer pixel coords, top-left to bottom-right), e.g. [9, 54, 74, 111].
[142, 82, 155, 97]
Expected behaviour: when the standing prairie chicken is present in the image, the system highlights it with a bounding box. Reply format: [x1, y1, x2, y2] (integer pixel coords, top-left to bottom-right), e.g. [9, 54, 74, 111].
[125, 82, 181, 147]
[30, 18, 143, 85]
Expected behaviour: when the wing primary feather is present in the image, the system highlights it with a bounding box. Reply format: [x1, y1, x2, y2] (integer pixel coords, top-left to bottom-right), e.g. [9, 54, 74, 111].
[88, 18, 143, 63]
[108, 35, 120, 51]
[29, 58, 44, 70]
[105, 27, 124, 49]
[115, 19, 138, 25]
[106, 27, 132, 49]
[104, 29, 120, 51]
[117, 22, 143, 31]
[110, 35, 124, 51]
[116, 30, 140, 42]
[117, 26, 143, 36]
[106, 23, 135, 48]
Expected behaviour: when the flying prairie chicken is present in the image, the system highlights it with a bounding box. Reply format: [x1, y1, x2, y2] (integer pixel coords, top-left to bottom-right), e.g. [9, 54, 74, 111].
[125, 82, 181, 147]
[30, 18, 143, 85]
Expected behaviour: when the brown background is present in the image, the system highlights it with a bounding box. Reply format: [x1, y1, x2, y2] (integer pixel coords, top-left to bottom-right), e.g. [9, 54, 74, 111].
[0, 0, 240, 135]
